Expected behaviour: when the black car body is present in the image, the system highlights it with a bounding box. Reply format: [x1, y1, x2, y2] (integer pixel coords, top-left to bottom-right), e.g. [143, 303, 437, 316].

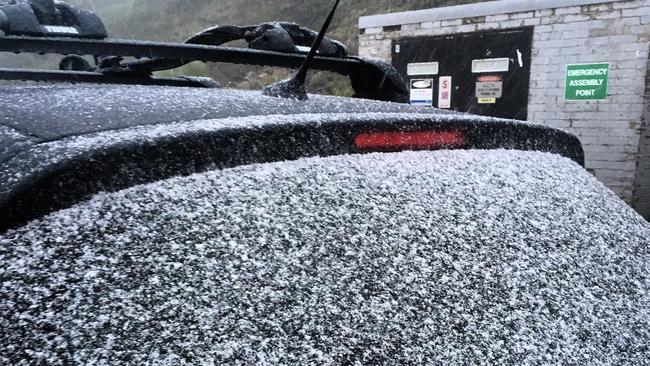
[1, 1, 649, 364]
[1, 84, 649, 365]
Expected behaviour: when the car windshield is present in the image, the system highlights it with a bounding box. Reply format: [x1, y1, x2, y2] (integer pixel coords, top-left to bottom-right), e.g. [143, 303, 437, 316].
[2, 150, 649, 364]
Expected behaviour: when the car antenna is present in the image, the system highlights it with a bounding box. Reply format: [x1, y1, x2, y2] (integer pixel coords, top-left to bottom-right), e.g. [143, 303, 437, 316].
[263, 0, 341, 100]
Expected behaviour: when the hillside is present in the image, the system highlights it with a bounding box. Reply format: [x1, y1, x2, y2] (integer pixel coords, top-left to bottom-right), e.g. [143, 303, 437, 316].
[3, 0, 486, 93]
[77, 0, 484, 45]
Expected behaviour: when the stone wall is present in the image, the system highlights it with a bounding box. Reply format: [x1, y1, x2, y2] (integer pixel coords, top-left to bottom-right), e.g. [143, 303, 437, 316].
[359, 0, 650, 214]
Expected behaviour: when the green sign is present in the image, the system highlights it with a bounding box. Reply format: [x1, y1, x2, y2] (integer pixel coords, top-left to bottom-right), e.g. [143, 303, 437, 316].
[565, 63, 609, 101]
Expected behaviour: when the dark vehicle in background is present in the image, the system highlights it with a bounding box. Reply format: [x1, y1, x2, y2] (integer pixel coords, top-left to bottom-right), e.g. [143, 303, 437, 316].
[1, 1, 649, 365]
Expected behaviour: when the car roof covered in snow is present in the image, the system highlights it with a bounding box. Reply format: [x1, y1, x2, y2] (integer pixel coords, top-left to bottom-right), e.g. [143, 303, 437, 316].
[0, 84, 447, 146]
[0, 83, 585, 231]
[0, 84, 446, 177]
[1, 149, 648, 365]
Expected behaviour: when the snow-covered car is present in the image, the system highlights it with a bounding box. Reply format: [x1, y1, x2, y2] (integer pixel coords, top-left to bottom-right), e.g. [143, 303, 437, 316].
[1, 85, 649, 365]
[1, 0, 649, 364]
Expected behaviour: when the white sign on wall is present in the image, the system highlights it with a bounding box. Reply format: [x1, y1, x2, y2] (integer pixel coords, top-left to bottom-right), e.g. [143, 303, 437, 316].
[438, 76, 452, 109]
[407, 62, 439, 76]
[410, 79, 434, 106]
[471, 58, 510, 73]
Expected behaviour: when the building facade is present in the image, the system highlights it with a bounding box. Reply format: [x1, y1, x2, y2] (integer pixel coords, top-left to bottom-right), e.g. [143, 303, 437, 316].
[359, 0, 650, 219]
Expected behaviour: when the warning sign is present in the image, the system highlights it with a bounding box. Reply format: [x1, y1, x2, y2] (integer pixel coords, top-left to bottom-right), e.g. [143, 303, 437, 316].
[438, 76, 452, 109]
[565, 63, 609, 101]
[410, 79, 434, 106]
[476, 75, 503, 99]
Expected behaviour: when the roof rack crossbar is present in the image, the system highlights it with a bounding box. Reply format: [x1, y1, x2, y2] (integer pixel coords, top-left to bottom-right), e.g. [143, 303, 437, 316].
[0, 36, 362, 74]
[0, 68, 219, 88]
[0, 36, 409, 102]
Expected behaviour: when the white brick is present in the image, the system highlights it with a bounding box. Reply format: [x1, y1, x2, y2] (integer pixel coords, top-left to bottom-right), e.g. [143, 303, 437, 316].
[454, 24, 478, 33]
[420, 21, 440, 29]
[592, 10, 622, 20]
[613, 1, 644, 9]
[535, 9, 554, 17]
[630, 24, 650, 34]
[562, 104, 599, 112]
[585, 34, 639, 45]
[531, 79, 561, 88]
[572, 127, 640, 137]
[598, 104, 645, 112]
[560, 29, 591, 39]
[496, 19, 526, 28]
[584, 4, 613, 12]
[563, 14, 592, 22]
[476, 22, 500, 31]
[585, 151, 635, 161]
[594, 169, 638, 179]
[587, 160, 638, 170]
[523, 18, 542, 26]
[533, 38, 582, 48]
[485, 14, 508, 22]
[529, 110, 558, 119]
[539, 119, 572, 128]
[583, 144, 639, 154]
[572, 120, 639, 128]
[555, 6, 581, 15]
[509, 11, 534, 20]
[540, 15, 567, 24]
[401, 23, 420, 31]
[622, 7, 649, 17]
[440, 19, 462, 27]
[364, 27, 383, 34]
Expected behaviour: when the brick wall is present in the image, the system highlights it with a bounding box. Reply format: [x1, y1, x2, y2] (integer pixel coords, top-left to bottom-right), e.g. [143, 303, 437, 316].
[359, 0, 650, 210]
[635, 54, 650, 219]
[529, 1, 649, 204]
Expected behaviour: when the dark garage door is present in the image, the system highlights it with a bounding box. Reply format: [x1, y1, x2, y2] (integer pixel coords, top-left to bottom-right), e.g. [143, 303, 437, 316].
[392, 27, 533, 120]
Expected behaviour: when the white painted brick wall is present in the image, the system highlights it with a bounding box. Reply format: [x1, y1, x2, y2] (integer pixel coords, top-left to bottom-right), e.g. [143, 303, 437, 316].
[634, 56, 650, 219]
[358, 0, 650, 211]
[528, 1, 648, 206]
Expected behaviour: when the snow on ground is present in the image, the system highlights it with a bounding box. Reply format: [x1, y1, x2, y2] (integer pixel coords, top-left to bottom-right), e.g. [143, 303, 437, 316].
[1, 150, 649, 365]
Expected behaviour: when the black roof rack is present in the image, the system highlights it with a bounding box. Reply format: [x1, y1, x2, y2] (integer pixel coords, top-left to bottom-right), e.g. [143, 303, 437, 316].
[0, 34, 409, 102]
[0, 67, 219, 88]
[0, 0, 107, 39]
[0, 1, 409, 102]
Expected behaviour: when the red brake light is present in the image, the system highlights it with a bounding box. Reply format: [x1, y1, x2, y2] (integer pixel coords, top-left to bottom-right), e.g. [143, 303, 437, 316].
[354, 130, 465, 151]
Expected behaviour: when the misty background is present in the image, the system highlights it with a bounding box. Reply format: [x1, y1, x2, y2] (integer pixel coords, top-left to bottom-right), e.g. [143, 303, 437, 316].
[3, 0, 485, 94]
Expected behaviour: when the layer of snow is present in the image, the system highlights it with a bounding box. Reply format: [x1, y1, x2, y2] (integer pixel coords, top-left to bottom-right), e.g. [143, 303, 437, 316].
[1, 150, 648, 365]
[0, 125, 33, 165]
[0, 111, 542, 201]
[0, 85, 455, 140]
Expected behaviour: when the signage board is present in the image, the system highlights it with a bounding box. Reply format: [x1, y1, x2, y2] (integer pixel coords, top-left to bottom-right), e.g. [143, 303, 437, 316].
[478, 98, 496, 104]
[476, 75, 503, 99]
[438, 76, 452, 109]
[410, 79, 434, 106]
[407, 62, 439, 76]
[565, 63, 609, 101]
[472, 58, 510, 73]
